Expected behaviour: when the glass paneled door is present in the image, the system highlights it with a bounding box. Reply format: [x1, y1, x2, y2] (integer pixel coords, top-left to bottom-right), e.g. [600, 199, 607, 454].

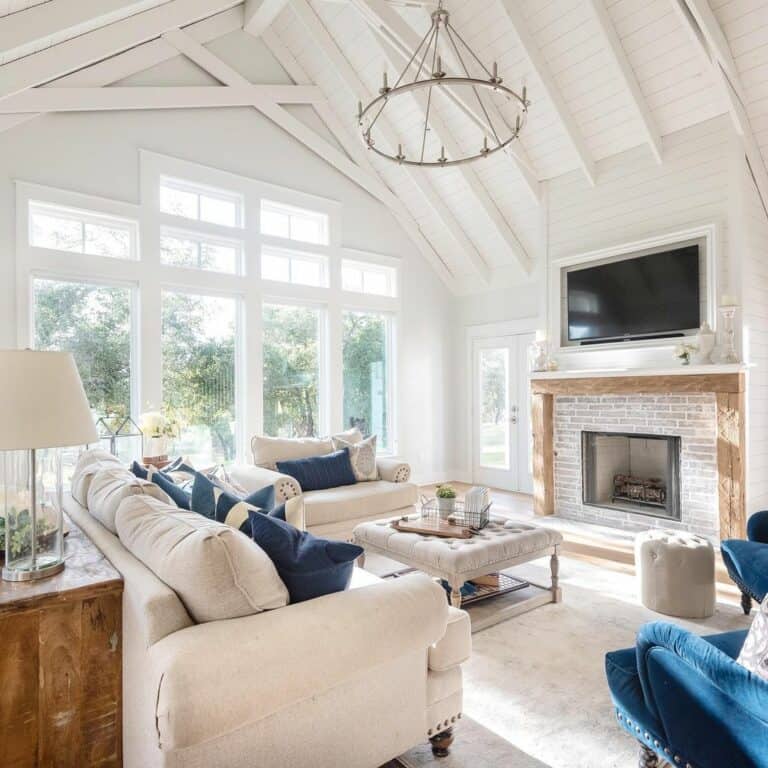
[473, 333, 534, 493]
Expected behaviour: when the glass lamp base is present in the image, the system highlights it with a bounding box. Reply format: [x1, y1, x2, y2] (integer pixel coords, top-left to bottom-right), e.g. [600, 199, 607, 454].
[2, 557, 65, 582]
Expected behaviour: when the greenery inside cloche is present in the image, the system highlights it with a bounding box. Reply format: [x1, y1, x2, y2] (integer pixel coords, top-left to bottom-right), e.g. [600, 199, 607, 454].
[0, 509, 54, 562]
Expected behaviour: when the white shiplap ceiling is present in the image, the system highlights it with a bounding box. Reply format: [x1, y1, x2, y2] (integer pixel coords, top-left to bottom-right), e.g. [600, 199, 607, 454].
[0, 0, 767, 294]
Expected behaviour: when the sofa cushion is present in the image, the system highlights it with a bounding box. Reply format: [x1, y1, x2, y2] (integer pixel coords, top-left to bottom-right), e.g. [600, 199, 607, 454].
[302, 480, 419, 528]
[190, 471, 285, 534]
[252, 428, 362, 469]
[277, 448, 357, 493]
[116, 496, 288, 623]
[87, 467, 172, 533]
[721, 539, 768, 603]
[429, 607, 471, 671]
[248, 511, 362, 603]
[333, 434, 378, 482]
[737, 597, 768, 681]
[71, 448, 123, 506]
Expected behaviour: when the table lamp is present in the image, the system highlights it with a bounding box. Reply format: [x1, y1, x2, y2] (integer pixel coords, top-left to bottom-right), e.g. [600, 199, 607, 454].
[0, 350, 98, 581]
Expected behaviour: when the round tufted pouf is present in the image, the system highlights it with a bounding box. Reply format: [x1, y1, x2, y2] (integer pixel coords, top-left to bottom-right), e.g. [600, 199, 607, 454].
[635, 530, 716, 618]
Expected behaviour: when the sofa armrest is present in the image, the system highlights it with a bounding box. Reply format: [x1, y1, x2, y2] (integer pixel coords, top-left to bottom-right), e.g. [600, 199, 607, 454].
[229, 463, 302, 502]
[637, 622, 768, 724]
[429, 606, 471, 671]
[150, 574, 448, 751]
[748, 511, 768, 543]
[377, 457, 411, 483]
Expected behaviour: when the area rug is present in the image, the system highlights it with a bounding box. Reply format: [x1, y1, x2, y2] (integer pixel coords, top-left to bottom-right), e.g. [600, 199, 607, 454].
[383, 717, 548, 768]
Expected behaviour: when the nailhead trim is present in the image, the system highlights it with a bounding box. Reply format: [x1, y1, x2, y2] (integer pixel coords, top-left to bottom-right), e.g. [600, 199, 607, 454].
[615, 709, 695, 768]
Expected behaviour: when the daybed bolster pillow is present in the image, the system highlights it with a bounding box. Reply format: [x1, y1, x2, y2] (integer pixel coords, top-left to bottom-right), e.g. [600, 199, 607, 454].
[87, 467, 172, 533]
[71, 448, 123, 506]
[229, 464, 302, 502]
[429, 607, 472, 671]
[150, 574, 448, 751]
[115, 496, 289, 623]
[376, 457, 411, 484]
[251, 428, 362, 469]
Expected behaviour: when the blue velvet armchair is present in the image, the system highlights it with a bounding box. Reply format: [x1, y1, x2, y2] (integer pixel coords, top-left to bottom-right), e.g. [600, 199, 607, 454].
[722, 510, 768, 614]
[605, 622, 768, 768]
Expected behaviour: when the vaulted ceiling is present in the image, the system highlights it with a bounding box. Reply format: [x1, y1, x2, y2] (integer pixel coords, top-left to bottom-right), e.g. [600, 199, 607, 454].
[1, 0, 767, 294]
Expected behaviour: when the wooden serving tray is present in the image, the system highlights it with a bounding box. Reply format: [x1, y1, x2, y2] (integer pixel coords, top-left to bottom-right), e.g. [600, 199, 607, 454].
[391, 518, 473, 539]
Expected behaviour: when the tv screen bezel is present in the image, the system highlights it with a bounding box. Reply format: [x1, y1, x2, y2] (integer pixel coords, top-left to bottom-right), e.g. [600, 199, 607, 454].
[559, 236, 708, 349]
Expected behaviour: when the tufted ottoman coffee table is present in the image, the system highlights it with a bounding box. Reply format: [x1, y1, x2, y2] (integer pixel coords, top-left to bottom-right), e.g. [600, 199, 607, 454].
[353, 516, 563, 629]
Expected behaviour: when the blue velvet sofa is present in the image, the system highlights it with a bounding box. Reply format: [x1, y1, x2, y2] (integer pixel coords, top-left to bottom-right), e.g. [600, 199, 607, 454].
[722, 510, 768, 614]
[605, 622, 768, 768]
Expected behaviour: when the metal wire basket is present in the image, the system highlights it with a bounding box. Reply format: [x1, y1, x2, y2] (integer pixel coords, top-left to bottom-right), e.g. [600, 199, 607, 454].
[419, 496, 491, 531]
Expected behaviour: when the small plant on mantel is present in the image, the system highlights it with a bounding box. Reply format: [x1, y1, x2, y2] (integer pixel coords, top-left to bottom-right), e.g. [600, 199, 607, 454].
[675, 342, 699, 366]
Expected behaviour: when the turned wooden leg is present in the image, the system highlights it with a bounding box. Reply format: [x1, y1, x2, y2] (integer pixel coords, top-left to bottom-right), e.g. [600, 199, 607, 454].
[741, 591, 752, 615]
[450, 585, 462, 609]
[430, 727, 454, 757]
[638, 744, 659, 768]
[550, 548, 562, 602]
[357, 551, 366, 569]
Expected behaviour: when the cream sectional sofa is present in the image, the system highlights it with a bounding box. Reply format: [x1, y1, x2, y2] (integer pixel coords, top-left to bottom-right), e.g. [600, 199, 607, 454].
[231, 431, 419, 540]
[64, 450, 471, 768]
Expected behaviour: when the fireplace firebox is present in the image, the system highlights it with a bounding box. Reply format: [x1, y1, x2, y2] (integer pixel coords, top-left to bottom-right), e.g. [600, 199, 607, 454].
[581, 431, 681, 520]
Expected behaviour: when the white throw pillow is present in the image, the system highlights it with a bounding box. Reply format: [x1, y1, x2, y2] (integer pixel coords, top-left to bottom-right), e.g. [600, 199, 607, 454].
[333, 434, 378, 482]
[251, 427, 363, 469]
[116, 496, 289, 623]
[70, 448, 123, 506]
[87, 467, 172, 533]
[737, 597, 768, 681]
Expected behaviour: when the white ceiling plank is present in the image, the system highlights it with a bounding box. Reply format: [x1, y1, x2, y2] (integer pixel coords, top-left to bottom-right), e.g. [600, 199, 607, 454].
[497, 0, 598, 186]
[587, 0, 664, 164]
[243, 0, 290, 36]
[287, 0, 491, 283]
[163, 26, 457, 288]
[0, 0, 159, 64]
[0, 7, 243, 136]
[351, 0, 542, 205]
[670, 0, 768, 216]
[0, 0, 242, 102]
[0, 84, 324, 113]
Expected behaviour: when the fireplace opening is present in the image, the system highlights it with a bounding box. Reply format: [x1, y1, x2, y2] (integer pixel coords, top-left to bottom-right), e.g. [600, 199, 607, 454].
[581, 431, 681, 520]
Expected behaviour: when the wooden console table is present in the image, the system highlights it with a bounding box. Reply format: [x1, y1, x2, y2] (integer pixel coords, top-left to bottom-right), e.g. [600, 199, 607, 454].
[530, 365, 747, 541]
[0, 517, 123, 768]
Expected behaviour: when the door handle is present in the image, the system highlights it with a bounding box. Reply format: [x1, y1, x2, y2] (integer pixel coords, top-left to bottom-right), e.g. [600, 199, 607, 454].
[510, 405, 518, 425]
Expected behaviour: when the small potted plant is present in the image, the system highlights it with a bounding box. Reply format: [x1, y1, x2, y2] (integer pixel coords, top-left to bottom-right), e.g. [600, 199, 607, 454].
[674, 342, 699, 366]
[435, 485, 457, 518]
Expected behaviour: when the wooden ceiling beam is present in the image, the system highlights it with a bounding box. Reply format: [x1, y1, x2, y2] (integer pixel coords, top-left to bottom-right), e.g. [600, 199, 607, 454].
[287, 0, 491, 284]
[587, 0, 663, 164]
[163, 27, 458, 290]
[498, 0, 597, 187]
[0, 0, 242, 102]
[243, 0, 290, 37]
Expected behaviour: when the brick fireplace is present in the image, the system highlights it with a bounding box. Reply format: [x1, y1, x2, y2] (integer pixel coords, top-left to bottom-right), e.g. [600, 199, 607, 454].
[530, 369, 746, 541]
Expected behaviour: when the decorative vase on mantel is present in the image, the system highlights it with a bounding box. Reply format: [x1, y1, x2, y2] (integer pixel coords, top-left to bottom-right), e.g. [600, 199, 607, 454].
[694, 322, 716, 364]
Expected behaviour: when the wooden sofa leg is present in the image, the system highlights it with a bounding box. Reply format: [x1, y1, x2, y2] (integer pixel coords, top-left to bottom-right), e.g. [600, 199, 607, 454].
[741, 591, 752, 615]
[638, 744, 659, 768]
[429, 728, 454, 757]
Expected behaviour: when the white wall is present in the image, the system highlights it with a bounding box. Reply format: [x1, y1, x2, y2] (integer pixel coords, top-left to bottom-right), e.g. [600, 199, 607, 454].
[0, 31, 456, 483]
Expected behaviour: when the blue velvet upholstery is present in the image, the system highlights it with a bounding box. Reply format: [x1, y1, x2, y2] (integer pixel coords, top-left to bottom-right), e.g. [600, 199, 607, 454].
[722, 510, 768, 609]
[605, 622, 768, 768]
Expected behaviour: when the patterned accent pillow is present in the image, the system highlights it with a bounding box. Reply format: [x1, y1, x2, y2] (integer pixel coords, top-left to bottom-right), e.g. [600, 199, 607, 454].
[333, 435, 378, 482]
[737, 597, 768, 681]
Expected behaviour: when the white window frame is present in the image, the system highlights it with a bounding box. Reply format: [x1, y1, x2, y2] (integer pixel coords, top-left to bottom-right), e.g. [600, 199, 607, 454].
[341, 249, 399, 298]
[160, 175, 245, 229]
[16, 151, 402, 462]
[260, 198, 330, 246]
[160, 225, 245, 275]
[261, 244, 329, 289]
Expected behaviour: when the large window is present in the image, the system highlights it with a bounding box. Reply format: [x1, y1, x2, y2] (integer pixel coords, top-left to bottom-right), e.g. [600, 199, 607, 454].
[161, 291, 238, 466]
[342, 311, 392, 450]
[262, 304, 322, 438]
[33, 278, 133, 419]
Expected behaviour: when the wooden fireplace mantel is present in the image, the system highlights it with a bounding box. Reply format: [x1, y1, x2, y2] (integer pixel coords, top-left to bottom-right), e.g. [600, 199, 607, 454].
[529, 366, 747, 540]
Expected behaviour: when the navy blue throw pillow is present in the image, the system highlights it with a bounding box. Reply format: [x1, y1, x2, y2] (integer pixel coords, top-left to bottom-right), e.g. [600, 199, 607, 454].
[248, 511, 362, 603]
[276, 448, 356, 493]
[190, 472, 283, 534]
[130, 460, 191, 510]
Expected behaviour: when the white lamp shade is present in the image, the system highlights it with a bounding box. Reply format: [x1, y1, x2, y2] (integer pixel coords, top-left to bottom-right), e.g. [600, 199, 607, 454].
[0, 350, 99, 450]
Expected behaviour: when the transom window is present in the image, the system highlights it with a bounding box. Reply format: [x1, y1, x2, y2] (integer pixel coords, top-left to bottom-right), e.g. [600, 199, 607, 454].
[261, 246, 328, 288]
[342, 258, 397, 297]
[160, 176, 243, 228]
[30, 201, 137, 260]
[160, 228, 243, 275]
[261, 199, 329, 245]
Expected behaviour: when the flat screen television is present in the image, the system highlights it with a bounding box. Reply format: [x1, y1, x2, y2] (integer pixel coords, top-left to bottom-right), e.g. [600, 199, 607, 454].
[566, 245, 701, 344]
